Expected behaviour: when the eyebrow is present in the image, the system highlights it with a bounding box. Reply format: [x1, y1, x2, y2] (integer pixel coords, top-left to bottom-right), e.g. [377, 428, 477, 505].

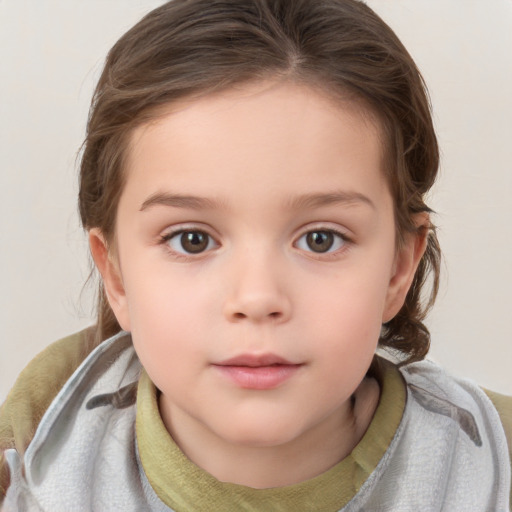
[287, 191, 375, 211]
[140, 192, 223, 211]
[140, 190, 375, 212]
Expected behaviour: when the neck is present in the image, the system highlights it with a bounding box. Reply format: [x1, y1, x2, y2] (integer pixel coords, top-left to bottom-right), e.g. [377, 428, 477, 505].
[159, 376, 380, 488]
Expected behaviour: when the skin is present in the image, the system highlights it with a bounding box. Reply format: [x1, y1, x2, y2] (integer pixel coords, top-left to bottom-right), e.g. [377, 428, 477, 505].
[90, 80, 427, 488]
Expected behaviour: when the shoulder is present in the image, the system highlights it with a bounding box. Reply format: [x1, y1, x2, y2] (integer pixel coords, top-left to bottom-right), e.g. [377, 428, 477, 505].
[0, 327, 98, 499]
[400, 361, 511, 454]
[484, 389, 512, 466]
[400, 361, 512, 507]
[400, 360, 511, 438]
[485, 389, 512, 509]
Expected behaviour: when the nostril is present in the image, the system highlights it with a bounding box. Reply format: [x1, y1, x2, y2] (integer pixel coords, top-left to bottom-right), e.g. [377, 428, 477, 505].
[231, 311, 282, 320]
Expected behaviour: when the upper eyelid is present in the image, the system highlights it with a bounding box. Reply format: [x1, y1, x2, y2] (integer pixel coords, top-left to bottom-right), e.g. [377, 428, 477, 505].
[292, 225, 353, 253]
[294, 229, 349, 245]
[293, 228, 352, 258]
[159, 226, 220, 253]
[293, 223, 352, 240]
[158, 222, 352, 243]
[161, 223, 218, 238]
[160, 228, 219, 258]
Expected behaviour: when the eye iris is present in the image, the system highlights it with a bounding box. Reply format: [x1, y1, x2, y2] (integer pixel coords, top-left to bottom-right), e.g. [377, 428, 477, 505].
[181, 231, 208, 253]
[306, 231, 334, 253]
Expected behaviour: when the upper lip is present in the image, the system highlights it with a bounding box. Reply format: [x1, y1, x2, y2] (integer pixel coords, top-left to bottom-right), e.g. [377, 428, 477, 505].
[215, 354, 298, 367]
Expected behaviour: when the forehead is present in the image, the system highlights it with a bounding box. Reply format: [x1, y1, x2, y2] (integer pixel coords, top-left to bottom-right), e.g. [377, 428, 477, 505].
[122, 80, 388, 210]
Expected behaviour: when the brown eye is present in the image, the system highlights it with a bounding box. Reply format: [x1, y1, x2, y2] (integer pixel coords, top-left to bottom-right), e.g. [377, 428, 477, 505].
[166, 230, 215, 254]
[306, 231, 334, 253]
[295, 229, 347, 254]
[180, 231, 209, 253]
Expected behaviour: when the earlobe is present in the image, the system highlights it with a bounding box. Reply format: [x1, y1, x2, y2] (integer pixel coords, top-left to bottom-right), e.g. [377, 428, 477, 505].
[88, 229, 131, 331]
[382, 213, 430, 323]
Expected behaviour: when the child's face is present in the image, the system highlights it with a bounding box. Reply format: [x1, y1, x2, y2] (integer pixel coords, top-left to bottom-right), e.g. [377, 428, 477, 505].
[93, 81, 419, 455]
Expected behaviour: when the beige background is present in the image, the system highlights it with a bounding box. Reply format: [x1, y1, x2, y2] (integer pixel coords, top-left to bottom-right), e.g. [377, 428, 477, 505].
[1, 0, 511, 401]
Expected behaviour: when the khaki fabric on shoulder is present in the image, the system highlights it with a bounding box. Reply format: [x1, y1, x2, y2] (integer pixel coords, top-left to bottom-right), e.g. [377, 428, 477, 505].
[0, 327, 97, 500]
[484, 390, 512, 463]
[484, 389, 512, 508]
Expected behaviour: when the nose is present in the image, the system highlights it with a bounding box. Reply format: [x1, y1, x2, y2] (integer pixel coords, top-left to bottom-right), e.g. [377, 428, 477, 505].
[222, 250, 292, 324]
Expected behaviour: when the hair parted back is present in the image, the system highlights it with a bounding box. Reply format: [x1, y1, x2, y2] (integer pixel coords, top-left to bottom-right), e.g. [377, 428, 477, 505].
[79, 0, 440, 363]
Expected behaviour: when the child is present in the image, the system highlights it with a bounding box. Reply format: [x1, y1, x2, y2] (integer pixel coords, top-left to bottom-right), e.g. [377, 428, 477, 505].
[1, 0, 510, 510]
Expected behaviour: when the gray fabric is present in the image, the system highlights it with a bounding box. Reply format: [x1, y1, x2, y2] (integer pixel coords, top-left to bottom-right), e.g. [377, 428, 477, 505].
[3, 332, 511, 511]
[343, 361, 511, 511]
[2, 332, 172, 512]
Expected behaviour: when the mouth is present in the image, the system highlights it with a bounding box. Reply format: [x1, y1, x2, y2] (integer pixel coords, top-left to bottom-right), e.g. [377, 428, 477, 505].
[216, 353, 296, 367]
[213, 354, 303, 390]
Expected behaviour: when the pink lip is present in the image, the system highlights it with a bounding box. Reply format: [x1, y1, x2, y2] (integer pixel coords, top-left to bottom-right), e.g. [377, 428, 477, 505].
[213, 354, 302, 390]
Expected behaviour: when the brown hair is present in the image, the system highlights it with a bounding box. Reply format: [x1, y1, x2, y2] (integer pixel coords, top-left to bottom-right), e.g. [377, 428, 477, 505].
[79, 0, 440, 363]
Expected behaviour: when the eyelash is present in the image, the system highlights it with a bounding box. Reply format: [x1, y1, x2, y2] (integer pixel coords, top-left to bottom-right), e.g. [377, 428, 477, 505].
[158, 226, 352, 258]
[159, 228, 218, 258]
[294, 228, 351, 256]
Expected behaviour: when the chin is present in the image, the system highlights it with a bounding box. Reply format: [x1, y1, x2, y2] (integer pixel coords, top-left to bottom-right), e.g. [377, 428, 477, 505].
[215, 415, 303, 448]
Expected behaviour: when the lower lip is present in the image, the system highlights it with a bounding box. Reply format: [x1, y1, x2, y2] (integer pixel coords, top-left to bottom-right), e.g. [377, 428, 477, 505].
[214, 364, 301, 390]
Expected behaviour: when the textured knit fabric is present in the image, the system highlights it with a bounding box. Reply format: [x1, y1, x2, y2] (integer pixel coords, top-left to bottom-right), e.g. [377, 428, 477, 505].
[0, 328, 98, 500]
[1, 330, 511, 511]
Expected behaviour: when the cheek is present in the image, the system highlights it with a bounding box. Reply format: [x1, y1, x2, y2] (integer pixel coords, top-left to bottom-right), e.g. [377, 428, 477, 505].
[296, 262, 390, 375]
[128, 287, 207, 394]
[121, 265, 212, 362]
[304, 263, 391, 327]
[124, 255, 215, 321]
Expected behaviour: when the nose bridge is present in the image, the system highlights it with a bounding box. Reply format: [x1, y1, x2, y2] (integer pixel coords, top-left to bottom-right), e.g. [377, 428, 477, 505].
[223, 241, 291, 323]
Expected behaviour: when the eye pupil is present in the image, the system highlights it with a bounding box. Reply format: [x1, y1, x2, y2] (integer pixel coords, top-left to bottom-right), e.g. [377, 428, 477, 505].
[181, 231, 208, 253]
[306, 231, 334, 253]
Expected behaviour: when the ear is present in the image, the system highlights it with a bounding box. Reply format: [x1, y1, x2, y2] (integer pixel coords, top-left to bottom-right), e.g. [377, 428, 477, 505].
[89, 228, 131, 331]
[382, 213, 430, 323]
